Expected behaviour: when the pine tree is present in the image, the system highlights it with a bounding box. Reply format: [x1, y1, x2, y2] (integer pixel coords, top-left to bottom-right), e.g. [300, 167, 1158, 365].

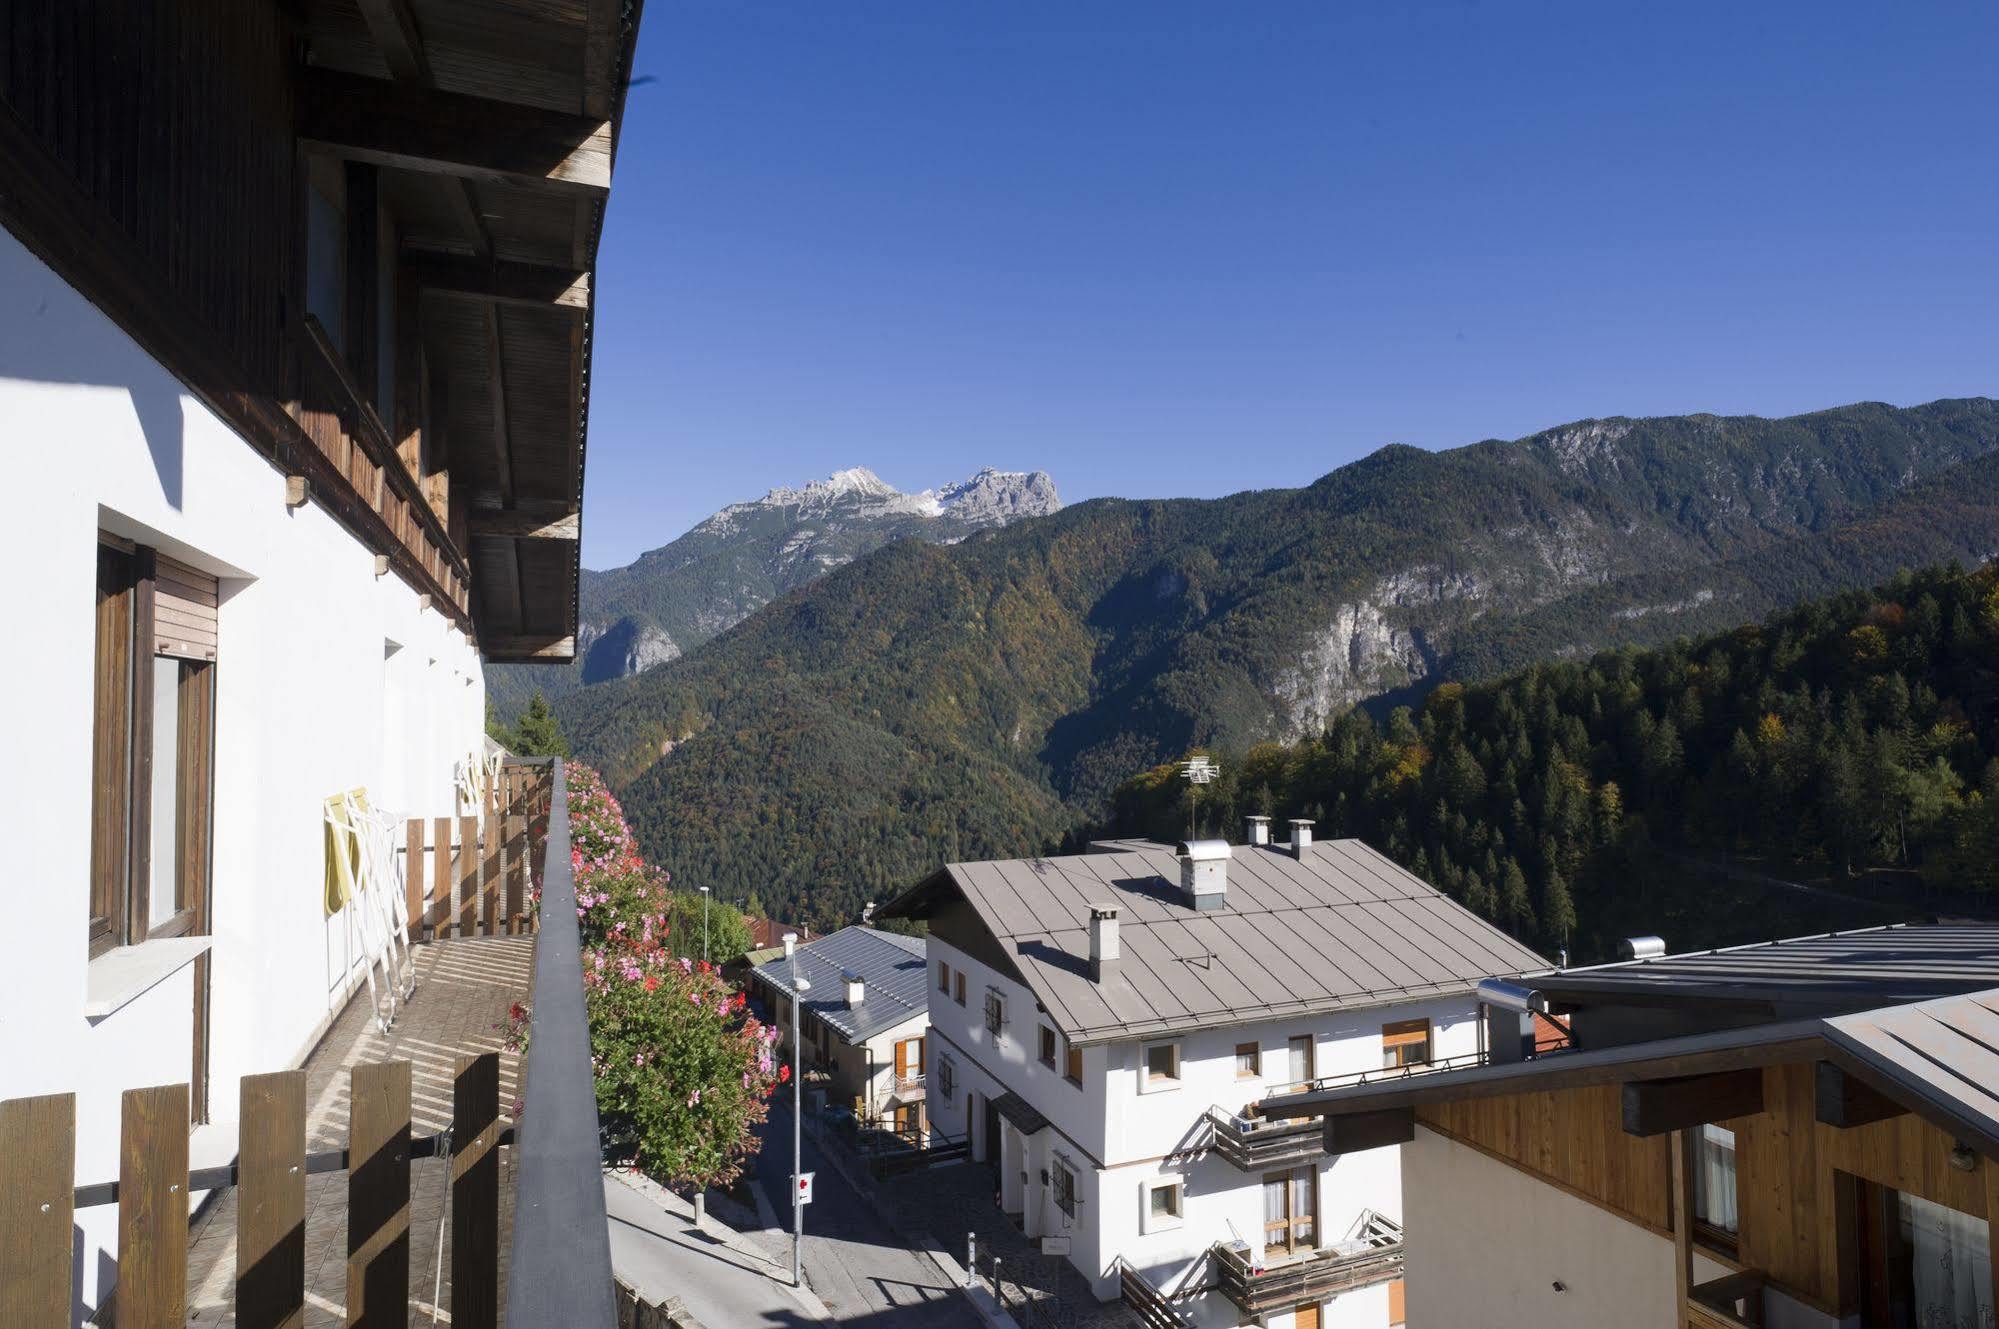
[1540, 865, 1577, 948]
[510, 690, 570, 758]
[1500, 858, 1535, 936]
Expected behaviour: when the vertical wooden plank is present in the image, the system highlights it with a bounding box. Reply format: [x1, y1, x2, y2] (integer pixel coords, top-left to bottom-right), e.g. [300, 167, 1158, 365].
[120, 1083, 190, 1329]
[452, 1053, 502, 1329]
[457, 814, 478, 938]
[237, 1070, 306, 1329]
[505, 814, 527, 933]
[430, 816, 451, 934]
[482, 807, 502, 937]
[1670, 1127, 1691, 1326]
[0, 1093, 75, 1326]
[347, 1061, 411, 1328]
[404, 817, 425, 943]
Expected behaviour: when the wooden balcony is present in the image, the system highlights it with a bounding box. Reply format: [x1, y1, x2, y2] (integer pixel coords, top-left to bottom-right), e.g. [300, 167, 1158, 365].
[1213, 1212, 1406, 1317]
[1207, 1104, 1328, 1171]
[1688, 1269, 1769, 1328]
[0, 761, 618, 1326]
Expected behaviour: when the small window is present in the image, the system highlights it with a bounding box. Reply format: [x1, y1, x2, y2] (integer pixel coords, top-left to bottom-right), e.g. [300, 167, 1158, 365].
[984, 990, 1006, 1036]
[938, 961, 951, 995]
[1381, 1018, 1431, 1070]
[1142, 1178, 1184, 1234]
[1235, 1042, 1262, 1079]
[1143, 1041, 1180, 1089]
[1039, 1026, 1057, 1069]
[954, 971, 966, 1006]
[1052, 1160, 1077, 1217]
[1692, 1124, 1739, 1244]
[937, 1055, 956, 1102]
[1065, 1042, 1084, 1087]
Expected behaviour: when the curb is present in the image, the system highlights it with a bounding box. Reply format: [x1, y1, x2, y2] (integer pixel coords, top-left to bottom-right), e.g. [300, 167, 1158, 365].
[607, 1169, 837, 1323]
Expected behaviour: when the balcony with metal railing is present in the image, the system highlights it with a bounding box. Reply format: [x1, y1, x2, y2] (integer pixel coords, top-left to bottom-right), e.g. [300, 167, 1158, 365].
[1205, 1103, 1328, 1171]
[1213, 1210, 1406, 1318]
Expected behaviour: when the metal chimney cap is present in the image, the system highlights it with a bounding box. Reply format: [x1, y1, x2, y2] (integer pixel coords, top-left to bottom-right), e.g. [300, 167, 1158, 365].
[1176, 839, 1233, 861]
[1618, 935, 1669, 962]
[1089, 904, 1120, 921]
[1476, 978, 1551, 1014]
[840, 969, 862, 984]
[1288, 818, 1316, 828]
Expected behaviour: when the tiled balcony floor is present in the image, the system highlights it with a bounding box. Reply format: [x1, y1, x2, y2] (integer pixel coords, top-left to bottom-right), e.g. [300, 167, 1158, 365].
[184, 935, 534, 1326]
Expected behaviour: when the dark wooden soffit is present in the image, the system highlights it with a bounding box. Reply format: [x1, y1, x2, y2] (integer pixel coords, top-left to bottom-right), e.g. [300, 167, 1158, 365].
[1621, 1069, 1764, 1138]
[299, 69, 612, 196]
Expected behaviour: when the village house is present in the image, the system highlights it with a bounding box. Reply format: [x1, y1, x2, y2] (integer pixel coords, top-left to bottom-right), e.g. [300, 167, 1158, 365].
[0, 0, 645, 1320]
[751, 925, 933, 1137]
[1263, 924, 1999, 1329]
[878, 817, 1550, 1329]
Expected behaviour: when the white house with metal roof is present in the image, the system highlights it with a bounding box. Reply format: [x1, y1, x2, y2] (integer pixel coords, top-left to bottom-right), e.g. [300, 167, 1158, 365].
[749, 925, 933, 1136]
[879, 817, 1549, 1329]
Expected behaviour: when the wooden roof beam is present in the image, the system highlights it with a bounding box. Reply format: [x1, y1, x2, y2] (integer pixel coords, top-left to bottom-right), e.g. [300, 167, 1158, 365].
[581, 0, 623, 120]
[470, 505, 579, 540]
[1814, 1060, 1908, 1130]
[481, 634, 577, 662]
[1322, 1107, 1414, 1155]
[408, 256, 589, 311]
[356, 0, 432, 84]
[1621, 1069, 1764, 1138]
[300, 70, 612, 196]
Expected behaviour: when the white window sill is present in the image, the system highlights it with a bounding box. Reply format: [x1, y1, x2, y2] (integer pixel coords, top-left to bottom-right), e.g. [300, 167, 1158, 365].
[86, 936, 213, 1021]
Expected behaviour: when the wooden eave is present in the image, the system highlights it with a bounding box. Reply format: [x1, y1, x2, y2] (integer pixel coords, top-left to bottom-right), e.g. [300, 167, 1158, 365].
[299, 0, 642, 663]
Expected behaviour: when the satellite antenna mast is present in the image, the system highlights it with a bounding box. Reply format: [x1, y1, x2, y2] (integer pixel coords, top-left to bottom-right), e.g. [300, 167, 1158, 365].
[1180, 755, 1219, 839]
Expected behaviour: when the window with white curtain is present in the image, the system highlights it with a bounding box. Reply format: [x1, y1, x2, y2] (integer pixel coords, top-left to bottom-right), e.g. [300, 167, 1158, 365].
[1895, 1191, 1992, 1329]
[1692, 1124, 1738, 1240]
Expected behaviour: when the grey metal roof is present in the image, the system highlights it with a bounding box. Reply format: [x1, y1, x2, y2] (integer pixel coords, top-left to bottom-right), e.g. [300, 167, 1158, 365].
[897, 839, 1550, 1046]
[750, 926, 930, 1044]
[992, 1091, 1050, 1137]
[1824, 987, 1999, 1151]
[1533, 923, 1999, 1012]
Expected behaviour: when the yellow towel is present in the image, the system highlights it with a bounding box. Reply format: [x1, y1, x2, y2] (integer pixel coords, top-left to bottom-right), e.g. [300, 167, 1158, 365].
[323, 788, 367, 916]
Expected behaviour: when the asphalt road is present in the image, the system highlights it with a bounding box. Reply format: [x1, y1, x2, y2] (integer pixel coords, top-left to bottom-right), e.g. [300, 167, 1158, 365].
[754, 1103, 970, 1328]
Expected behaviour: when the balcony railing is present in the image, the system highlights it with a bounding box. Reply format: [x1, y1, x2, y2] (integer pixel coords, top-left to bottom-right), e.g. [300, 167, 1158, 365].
[1213, 1211, 1406, 1317]
[1688, 1269, 1769, 1328]
[1206, 1104, 1328, 1171]
[1, 760, 617, 1325]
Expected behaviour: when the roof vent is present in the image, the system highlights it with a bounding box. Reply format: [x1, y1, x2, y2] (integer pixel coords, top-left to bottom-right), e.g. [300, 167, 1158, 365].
[843, 969, 864, 1008]
[1618, 935, 1668, 962]
[1244, 815, 1270, 847]
[1289, 819, 1314, 858]
[1177, 840, 1231, 911]
[1089, 906, 1120, 982]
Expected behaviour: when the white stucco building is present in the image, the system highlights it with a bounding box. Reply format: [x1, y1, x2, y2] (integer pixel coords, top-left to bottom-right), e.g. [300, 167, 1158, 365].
[880, 818, 1549, 1329]
[749, 925, 933, 1135]
[0, 1, 623, 1305]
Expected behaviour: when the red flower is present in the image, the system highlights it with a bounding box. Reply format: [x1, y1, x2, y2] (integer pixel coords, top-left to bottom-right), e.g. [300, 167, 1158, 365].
[644, 975, 659, 992]
[777, 1063, 791, 1083]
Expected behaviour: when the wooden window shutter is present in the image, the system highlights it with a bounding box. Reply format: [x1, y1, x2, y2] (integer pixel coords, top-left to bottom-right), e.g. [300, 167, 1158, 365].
[153, 556, 218, 659]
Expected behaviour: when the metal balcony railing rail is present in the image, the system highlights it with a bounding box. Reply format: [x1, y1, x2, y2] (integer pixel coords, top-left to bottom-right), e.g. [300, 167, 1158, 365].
[1116, 1256, 1194, 1329]
[506, 757, 620, 1327]
[1205, 1104, 1328, 1171]
[1212, 1211, 1405, 1316]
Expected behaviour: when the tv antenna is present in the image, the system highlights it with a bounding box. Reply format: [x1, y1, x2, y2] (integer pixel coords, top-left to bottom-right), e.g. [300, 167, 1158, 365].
[1180, 756, 1219, 838]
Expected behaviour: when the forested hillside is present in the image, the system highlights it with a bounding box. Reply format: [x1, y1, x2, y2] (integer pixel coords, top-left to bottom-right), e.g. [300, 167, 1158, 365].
[560, 398, 1999, 928]
[1112, 562, 1999, 963]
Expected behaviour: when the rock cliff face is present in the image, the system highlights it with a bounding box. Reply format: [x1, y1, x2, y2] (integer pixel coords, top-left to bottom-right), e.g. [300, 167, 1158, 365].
[487, 466, 1060, 714]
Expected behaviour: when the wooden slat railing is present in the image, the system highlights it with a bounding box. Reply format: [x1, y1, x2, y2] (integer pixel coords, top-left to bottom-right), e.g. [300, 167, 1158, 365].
[1206, 1104, 1328, 1172]
[1212, 1213, 1407, 1317]
[401, 762, 550, 942]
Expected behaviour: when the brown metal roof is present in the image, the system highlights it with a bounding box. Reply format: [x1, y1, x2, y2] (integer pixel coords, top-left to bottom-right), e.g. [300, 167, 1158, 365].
[894, 839, 1550, 1046]
[1824, 987, 1999, 1151]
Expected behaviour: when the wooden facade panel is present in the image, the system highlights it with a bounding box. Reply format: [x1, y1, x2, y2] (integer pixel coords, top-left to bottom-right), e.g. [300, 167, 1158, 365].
[1419, 1083, 1673, 1234]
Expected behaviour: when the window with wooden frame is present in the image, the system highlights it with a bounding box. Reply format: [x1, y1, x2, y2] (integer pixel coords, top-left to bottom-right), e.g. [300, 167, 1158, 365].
[1691, 1124, 1739, 1253]
[1235, 1041, 1262, 1078]
[953, 969, 966, 1006]
[1065, 1040, 1084, 1088]
[90, 540, 217, 958]
[938, 960, 951, 995]
[1856, 1180, 1993, 1328]
[1039, 1025, 1058, 1069]
[1143, 1040, 1181, 1090]
[1381, 1018, 1431, 1070]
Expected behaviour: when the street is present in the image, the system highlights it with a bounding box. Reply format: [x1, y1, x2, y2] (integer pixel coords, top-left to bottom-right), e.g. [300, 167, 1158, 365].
[753, 1103, 969, 1328]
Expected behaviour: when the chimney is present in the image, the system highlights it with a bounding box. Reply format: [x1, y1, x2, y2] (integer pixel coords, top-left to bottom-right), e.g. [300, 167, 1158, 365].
[1476, 979, 1549, 1064]
[1289, 819, 1314, 857]
[1089, 906, 1120, 982]
[1177, 840, 1231, 911]
[1244, 815, 1270, 847]
[1618, 935, 1667, 962]
[843, 969, 864, 1008]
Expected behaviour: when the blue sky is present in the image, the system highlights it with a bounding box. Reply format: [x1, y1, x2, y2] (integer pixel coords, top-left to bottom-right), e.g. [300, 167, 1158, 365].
[581, 0, 1998, 569]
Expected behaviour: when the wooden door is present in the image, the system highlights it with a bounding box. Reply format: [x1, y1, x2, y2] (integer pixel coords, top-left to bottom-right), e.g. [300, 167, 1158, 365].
[1264, 1168, 1316, 1255]
[1286, 1035, 1314, 1091]
[1293, 1304, 1320, 1329]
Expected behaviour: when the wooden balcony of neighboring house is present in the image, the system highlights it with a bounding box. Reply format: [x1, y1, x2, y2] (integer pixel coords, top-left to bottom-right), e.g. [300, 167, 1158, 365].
[1212, 1211, 1407, 1319]
[1206, 1102, 1329, 1172]
[0, 760, 621, 1327]
[1687, 1269, 1772, 1329]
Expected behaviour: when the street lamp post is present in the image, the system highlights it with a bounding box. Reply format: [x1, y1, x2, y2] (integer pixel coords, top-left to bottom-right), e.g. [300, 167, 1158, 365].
[783, 931, 808, 1287]
[699, 885, 711, 964]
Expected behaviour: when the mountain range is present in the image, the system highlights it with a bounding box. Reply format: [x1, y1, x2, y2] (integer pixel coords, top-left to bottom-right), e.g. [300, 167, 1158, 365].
[486, 466, 1060, 717]
[555, 397, 1999, 927]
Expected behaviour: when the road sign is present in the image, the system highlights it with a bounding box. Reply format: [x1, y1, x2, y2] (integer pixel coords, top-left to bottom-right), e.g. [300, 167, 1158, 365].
[795, 1172, 815, 1206]
[1039, 1236, 1071, 1256]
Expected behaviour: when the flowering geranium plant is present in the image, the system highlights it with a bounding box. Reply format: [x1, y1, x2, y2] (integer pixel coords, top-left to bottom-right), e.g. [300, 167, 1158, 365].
[519, 763, 781, 1191]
